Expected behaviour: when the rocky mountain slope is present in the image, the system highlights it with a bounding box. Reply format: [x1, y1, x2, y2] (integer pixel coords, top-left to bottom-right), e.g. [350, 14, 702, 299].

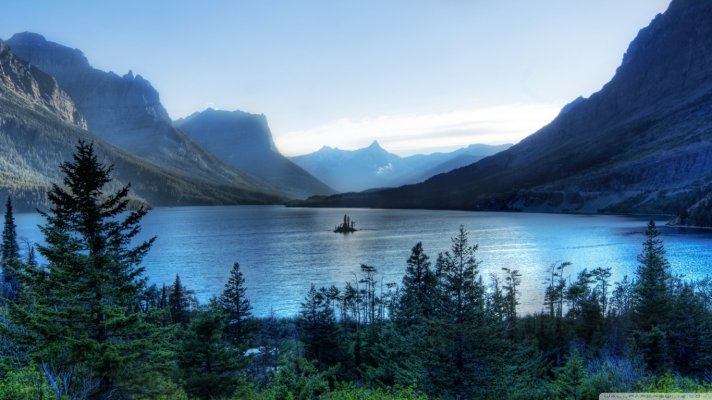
[5, 32, 284, 198]
[0, 39, 283, 210]
[175, 108, 334, 199]
[295, 0, 712, 217]
[291, 141, 510, 192]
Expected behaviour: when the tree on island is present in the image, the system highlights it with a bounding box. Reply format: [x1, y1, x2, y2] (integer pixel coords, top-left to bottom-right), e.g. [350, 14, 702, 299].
[334, 214, 357, 233]
[7, 140, 157, 398]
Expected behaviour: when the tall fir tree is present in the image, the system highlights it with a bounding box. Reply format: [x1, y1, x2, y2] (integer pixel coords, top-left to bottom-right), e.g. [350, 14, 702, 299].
[178, 307, 239, 400]
[169, 274, 192, 326]
[298, 284, 343, 367]
[396, 242, 437, 326]
[502, 267, 522, 323]
[436, 225, 485, 324]
[632, 220, 673, 372]
[219, 262, 252, 344]
[8, 140, 156, 398]
[1, 196, 20, 302]
[430, 225, 492, 398]
[391, 242, 437, 388]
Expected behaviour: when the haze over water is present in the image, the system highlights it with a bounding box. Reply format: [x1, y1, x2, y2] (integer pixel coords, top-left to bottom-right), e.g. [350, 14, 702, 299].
[15, 206, 712, 317]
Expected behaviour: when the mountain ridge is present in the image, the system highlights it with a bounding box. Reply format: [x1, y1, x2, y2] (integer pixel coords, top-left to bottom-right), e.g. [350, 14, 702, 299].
[0, 37, 285, 210]
[6, 32, 287, 199]
[293, 0, 712, 217]
[175, 108, 335, 199]
[291, 142, 511, 192]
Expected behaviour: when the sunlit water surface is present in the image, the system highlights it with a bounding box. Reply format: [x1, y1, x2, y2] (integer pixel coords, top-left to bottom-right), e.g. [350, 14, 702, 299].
[14, 206, 712, 317]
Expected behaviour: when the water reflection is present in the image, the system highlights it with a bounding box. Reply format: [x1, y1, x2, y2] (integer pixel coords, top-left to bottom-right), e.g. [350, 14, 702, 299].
[13, 206, 712, 317]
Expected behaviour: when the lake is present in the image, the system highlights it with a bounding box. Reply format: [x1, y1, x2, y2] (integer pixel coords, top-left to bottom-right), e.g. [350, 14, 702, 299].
[13, 205, 712, 317]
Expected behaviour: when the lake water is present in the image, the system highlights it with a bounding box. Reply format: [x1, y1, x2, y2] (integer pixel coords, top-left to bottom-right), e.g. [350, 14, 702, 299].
[13, 206, 712, 317]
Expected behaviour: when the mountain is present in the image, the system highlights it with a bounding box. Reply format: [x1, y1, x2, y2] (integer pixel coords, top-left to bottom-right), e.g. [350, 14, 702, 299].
[291, 141, 510, 192]
[175, 108, 334, 199]
[5, 32, 281, 198]
[0, 39, 283, 210]
[295, 0, 712, 215]
[406, 143, 513, 183]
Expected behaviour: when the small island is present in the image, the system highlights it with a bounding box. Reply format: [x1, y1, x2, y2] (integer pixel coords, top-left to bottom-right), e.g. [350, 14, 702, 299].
[334, 214, 357, 233]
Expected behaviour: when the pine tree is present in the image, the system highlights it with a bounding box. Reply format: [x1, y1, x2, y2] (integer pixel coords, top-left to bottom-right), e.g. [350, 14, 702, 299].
[591, 267, 612, 317]
[178, 307, 239, 400]
[429, 225, 491, 398]
[632, 220, 673, 372]
[502, 267, 522, 322]
[8, 140, 156, 398]
[436, 225, 484, 324]
[1, 196, 20, 302]
[551, 353, 591, 400]
[396, 242, 437, 326]
[169, 274, 192, 326]
[219, 262, 252, 344]
[298, 284, 343, 367]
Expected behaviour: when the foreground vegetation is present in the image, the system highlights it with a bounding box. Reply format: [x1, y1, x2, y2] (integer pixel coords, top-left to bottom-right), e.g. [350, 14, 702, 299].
[1, 141, 712, 399]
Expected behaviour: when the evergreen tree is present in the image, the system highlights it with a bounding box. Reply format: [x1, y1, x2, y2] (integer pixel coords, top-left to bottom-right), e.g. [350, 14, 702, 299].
[8, 140, 156, 398]
[1, 196, 20, 302]
[591, 267, 612, 317]
[395, 242, 437, 325]
[298, 284, 343, 367]
[436, 225, 484, 324]
[632, 220, 673, 372]
[169, 274, 192, 326]
[502, 267, 522, 322]
[178, 308, 239, 400]
[551, 353, 591, 400]
[429, 225, 493, 398]
[219, 261, 252, 344]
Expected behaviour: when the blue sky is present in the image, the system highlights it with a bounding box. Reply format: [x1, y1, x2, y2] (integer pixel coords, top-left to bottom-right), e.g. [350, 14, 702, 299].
[1, 0, 670, 155]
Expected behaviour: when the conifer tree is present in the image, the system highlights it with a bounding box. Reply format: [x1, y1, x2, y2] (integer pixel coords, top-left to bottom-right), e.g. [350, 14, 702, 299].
[502, 267, 522, 322]
[436, 225, 484, 323]
[298, 284, 343, 367]
[178, 308, 239, 400]
[396, 242, 437, 325]
[169, 274, 192, 326]
[551, 353, 591, 400]
[8, 140, 156, 398]
[430, 225, 491, 398]
[632, 220, 673, 372]
[1, 196, 20, 302]
[219, 261, 252, 344]
[591, 267, 612, 317]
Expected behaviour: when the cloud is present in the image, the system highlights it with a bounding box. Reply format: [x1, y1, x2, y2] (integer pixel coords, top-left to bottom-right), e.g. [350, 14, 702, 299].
[275, 103, 563, 156]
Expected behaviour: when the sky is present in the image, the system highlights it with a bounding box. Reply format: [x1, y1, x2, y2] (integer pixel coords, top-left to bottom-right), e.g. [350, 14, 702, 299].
[1, 0, 671, 156]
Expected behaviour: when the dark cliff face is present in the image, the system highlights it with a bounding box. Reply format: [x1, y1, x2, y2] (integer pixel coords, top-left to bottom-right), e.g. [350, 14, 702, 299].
[176, 109, 335, 199]
[296, 0, 712, 214]
[6, 32, 169, 140]
[0, 42, 283, 209]
[0, 39, 86, 128]
[6, 32, 284, 198]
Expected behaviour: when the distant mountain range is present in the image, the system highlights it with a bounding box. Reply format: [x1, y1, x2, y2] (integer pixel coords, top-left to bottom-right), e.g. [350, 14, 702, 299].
[295, 0, 712, 225]
[175, 108, 334, 199]
[291, 141, 511, 192]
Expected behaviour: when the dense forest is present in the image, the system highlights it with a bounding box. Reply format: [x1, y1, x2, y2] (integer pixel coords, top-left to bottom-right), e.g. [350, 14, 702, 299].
[2, 142, 712, 399]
